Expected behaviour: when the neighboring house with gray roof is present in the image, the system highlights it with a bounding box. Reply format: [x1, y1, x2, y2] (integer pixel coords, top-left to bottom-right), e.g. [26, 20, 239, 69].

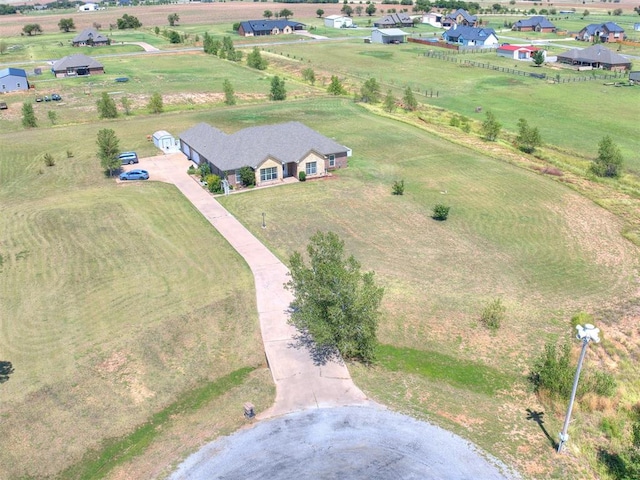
[512, 16, 556, 33]
[179, 122, 351, 187]
[577, 22, 625, 43]
[556, 44, 631, 71]
[52, 54, 104, 77]
[72, 28, 110, 47]
[441, 9, 477, 29]
[374, 13, 413, 29]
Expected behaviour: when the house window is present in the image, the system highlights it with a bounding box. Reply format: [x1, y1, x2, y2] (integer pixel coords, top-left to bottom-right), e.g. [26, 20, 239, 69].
[17, 83, 20, 88]
[260, 166, 277, 182]
[328, 155, 335, 167]
[306, 162, 317, 175]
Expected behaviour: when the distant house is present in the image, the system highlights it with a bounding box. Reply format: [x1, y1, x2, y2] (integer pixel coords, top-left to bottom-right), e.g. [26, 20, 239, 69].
[441, 9, 477, 29]
[78, 3, 98, 11]
[577, 22, 625, 43]
[374, 13, 413, 29]
[512, 16, 556, 33]
[179, 122, 351, 187]
[72, 28, 109, 47]
[556, 44, 631, 71]
[635, 23, 640, 32]
[0, 68, 29, 93]
[629, 71, 640, 84]
[324, 15, 353, 29]
[496, 44, 542, 60]
[237, 20, 305, 37]
[422, 12, 442, 27]
[52, 54, 104, 77]
[371, 28, 408, 44]
[443, 26, 498, 47]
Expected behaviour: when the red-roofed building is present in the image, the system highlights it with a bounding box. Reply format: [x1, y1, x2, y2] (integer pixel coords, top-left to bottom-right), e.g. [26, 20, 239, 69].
[497, 44, 542, 60]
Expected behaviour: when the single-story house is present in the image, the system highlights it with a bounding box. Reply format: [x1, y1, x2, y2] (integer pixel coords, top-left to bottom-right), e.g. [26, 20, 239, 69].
[153, 130, 179, 152]
[512, 16, 556, 33]
[371, 28, 409, 44]
[78, 2, 98, 11]
[496, 44, 542, 60]
[72, 28, 109, 47]
[629, 71, 640, 84]
[374, 13, 413, 29]
[441, 9, 477, 29]
[443, 26, 498, 47]
[577, 22, 625, 43]
[238, 20, 305, 37]
[51, 54, 104, 77]
[324, 15, 353, 29]
[179, 122, 351, 187]
[556, 44, 632, 71]
[422, 12, 442, 27]
[1, 68, 29, 93]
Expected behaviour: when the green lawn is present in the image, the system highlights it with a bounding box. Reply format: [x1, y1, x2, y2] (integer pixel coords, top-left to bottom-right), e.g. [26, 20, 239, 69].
[0, 117, 270, 478]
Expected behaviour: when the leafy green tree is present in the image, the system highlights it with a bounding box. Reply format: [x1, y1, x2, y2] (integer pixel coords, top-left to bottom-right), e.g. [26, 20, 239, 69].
[238, 166, 255, 186]
[414, 0, 431, 11]
[22, 24, 42, 36]
[148, 92, 164, 114]
[583, 9, 590, 17]
[264, 10, 273, 18]
[97, 92, 118, 119]
[117, 14, 141, 29]
[219, 36, 242, 61]
[316, 8, 324, 17]
[97, 128, 120, 176]
[359, 77, 381, 103]
[47, 110, 57, 125]
[327, 75, 347, 95]
[383, 89, 396, 112]
[302, 67, 316, 85]
[402, 86, 418, 111]
[590, 135, 623, 178]
[356, 5, 364, 16]
[279, 8, 294, 19]
[58, 18, 75, 32]
[432, 204, 450, 221]
[247, 47, 268, 70]
[532, 50, 545, 66]
[21, 102, 37, 128]
[286, 231, 384, 363]
[0, 40, 7, 55]
[121, 96, 132, 116]
[223, 79, 236, 106]
[516, 118, 542, 153]
[167, 13, 179, 26]
[168, 30, 181, 44]
[481, 110, 501, 141]
[203, 32, 215, 54]
[366, 3, 377, 15]
[341, 4, 354, 16]
[270, 76, 287, 101]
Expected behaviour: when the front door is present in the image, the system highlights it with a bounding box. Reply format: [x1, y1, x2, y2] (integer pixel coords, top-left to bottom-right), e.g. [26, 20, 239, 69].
[283, 163, 288, 178]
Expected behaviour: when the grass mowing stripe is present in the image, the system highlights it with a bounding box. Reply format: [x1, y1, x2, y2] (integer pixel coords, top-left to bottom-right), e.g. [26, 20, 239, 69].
[377, 344, 513, 396]
[59, 367, 256, 480]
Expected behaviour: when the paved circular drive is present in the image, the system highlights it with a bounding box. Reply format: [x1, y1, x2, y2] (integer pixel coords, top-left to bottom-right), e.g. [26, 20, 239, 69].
[170, 406, 520, 480]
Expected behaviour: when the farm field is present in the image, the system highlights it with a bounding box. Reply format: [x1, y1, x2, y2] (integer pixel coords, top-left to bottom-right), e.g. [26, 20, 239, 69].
[1, 2, 640, 479]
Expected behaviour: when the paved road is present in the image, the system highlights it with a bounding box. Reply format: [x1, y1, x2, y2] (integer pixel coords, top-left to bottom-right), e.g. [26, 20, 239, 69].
[130, 153, 369, 418]
[169, 406, 520, 480]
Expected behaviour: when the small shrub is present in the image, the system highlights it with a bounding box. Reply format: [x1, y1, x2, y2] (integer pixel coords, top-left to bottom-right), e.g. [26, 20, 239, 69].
[449, 115, 461, 127]
[481, 298, 505, 330]
[238, 166, 255, 186]
[187, 165, 196, 175]
[589, 371, 617, 397]
[392, 179, 404, 195]
[205, 174, 222, 193]
[299, 171, 306, 182]
[66, 149, 73, 158]
[43, 153, 55, 167]
[432, 204, 450, 221]
[199, 162, 211, 180]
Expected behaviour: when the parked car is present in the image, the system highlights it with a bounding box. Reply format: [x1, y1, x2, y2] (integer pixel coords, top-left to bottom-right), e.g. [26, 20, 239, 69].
[44, 96, 50, 102]
[119, 169, 149, 181]
[118, 152, 139, 165]
[51, 93, 61, 101]
[0, 102, 7, 110]
[35, 97, 43, 102]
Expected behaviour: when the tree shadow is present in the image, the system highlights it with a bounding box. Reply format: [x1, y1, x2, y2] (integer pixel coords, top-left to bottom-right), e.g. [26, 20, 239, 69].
[0, 361, 14, 384]
[288, 329, 343, 367]
[526, 408, 557, 450]
[597, 447, 627, 478]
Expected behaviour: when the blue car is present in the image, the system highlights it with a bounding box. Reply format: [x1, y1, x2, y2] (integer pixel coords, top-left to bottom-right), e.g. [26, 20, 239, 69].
[119, 169, 149, 181]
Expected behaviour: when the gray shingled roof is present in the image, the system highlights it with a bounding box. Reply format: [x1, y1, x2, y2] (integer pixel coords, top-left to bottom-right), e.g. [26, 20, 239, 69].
[73, 28, 109, 44]
[180, 122, 348, 171]
[52, 54, 103, 71]
[514, 16, 555, 29]
[557, 44, 630, 65]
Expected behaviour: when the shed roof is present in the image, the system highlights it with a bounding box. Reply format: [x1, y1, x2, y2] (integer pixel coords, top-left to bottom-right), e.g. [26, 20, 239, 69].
[497, 44, 539, 52]
[52, 54, 103, 71]
[180, 122, 348, 171]
[0, 67, 27, 79]
[153, 130, 173, 139]
[374, 28, 409, 36]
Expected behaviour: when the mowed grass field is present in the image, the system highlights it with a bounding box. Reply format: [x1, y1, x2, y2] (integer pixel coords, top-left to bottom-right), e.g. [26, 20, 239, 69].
[0, 116, 273, 478]
[212, 99, 640, 479]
